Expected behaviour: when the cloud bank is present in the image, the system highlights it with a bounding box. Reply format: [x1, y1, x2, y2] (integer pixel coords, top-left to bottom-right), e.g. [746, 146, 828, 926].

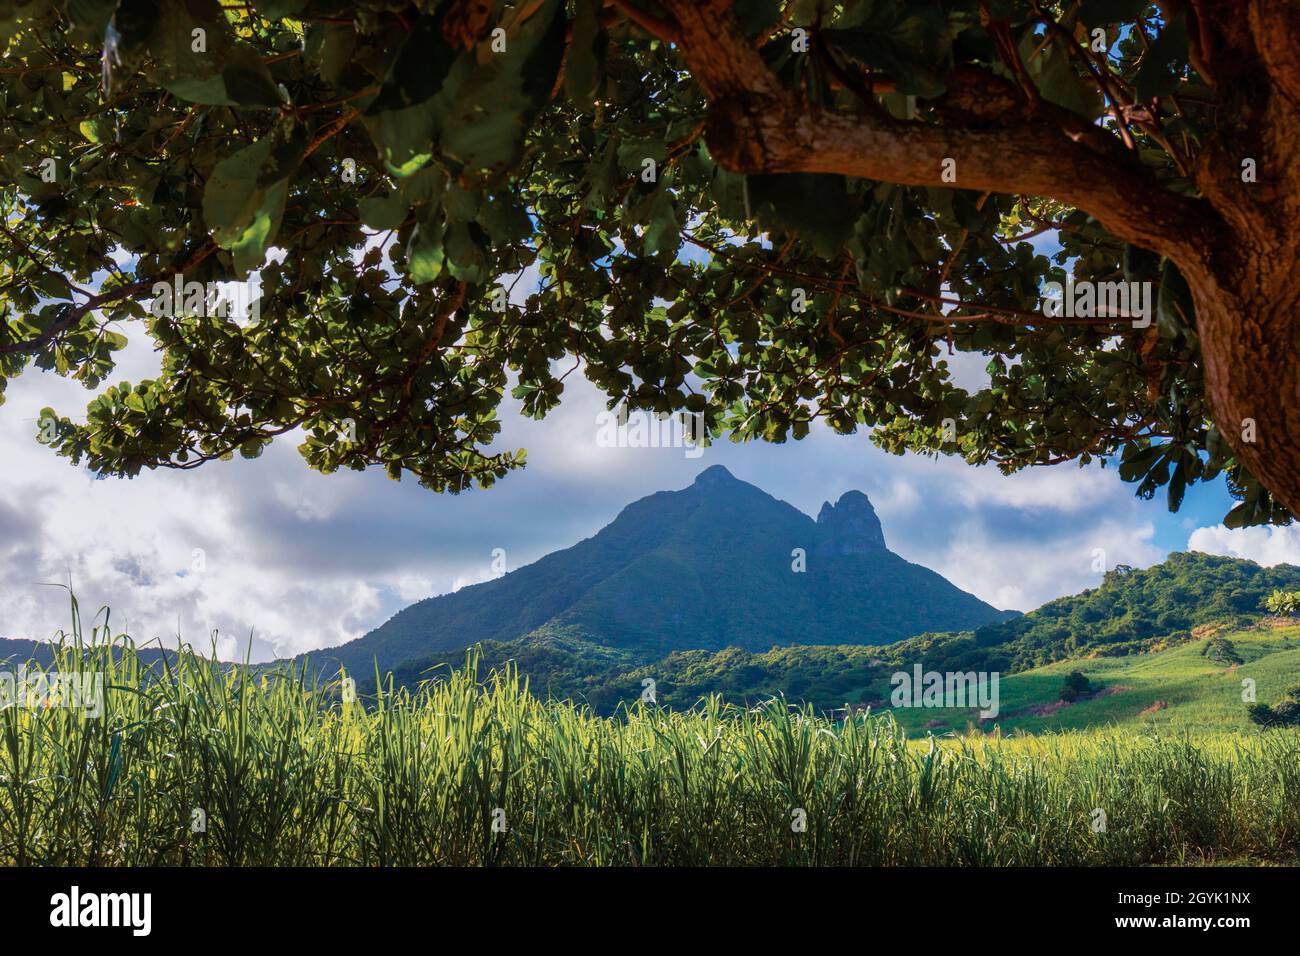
[0, 318, 1255, 661]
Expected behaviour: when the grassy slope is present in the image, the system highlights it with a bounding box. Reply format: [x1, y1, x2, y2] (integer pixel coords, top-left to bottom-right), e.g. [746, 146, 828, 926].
[360, 620, 1300, 725]
[5, 637, 1299, 865]
[881, 624, 1300, 735]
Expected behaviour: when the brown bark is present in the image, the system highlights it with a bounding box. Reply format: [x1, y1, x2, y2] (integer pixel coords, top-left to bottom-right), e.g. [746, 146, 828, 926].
[1193, 247, 1300, 519]
[661, 0, 1216, 263]
[658, 0, 1300, 518]
[442, 0, 495, 49]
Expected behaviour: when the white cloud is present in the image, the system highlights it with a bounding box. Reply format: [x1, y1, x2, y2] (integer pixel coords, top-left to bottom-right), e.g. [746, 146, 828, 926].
[0, 314, 1204, 660]
[940, 349, 992, 393]
[1188, 524, 1300, 567]
[0, 331, 487, 658]
[930, 515, 1161, 612]
[946, 460, 1118, 514]
[869, 478, 922, 517]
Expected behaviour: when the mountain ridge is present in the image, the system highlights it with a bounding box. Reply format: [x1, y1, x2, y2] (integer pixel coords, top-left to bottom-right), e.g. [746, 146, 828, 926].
[305, 465, 1015, 676]
[365, 549, 1300, 716]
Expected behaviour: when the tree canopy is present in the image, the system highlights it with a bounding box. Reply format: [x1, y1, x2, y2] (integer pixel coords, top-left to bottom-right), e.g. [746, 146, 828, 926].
[1263, 588, 1300, 617]
[1, 0, 1297, 524]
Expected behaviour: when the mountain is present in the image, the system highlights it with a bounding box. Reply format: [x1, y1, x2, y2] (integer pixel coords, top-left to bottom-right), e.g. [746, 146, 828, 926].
[361, 549, 1300, 715]
[0, 636, 177, 669]
[307, 465, 1014, 677]
[0, 638, 42, 662]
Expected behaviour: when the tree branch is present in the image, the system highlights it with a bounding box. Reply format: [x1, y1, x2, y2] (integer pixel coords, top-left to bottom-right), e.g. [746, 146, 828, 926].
[659, 0, 1219, 270]
[1248, 0, 1300, 110]
[0, 242, 218, 356]
[604, 0, 680, 44]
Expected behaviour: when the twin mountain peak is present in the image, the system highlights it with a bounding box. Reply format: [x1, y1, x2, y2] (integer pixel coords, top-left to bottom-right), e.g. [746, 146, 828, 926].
[310, 465, 1016, 676]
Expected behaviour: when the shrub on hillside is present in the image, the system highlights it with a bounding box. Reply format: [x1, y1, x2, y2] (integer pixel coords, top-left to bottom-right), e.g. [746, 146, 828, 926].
[1202, 637, 1244, 665]
[1248, 686, 1300, 729]
[1061, 670, 1093, 703]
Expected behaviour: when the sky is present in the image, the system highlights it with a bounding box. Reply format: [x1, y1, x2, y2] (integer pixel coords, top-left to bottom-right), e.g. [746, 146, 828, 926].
[4, 311, 1299, 663]
[4, 232, 1300, 660]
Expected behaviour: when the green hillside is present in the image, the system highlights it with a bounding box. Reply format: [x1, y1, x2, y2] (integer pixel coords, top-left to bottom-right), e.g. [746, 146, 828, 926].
[393, 619, 1300, 734]
[964, 550, 1300, 670]
[881, 623, 1300, 735]
[364, 551, 1300, 719]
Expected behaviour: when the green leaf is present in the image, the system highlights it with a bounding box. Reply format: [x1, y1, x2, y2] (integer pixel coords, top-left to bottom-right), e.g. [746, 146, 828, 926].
[358, 191, 410, 231]
[67, 0, 117, 38]
[1223, 501, 1252, 530]
[106, 0, 160, 57]
[162, 73, 231, 105]
[1034, 42, 1103, 119]
[152, 2, 283, 109]
[78, 118, 107, 143]
[1156, 259, 1194, 339]
[202, 124, 304, 274]
[734, 0, 782, 37]
[1206, 425, 1231, 465]
[1135, 12, 1188, 101]
[643, 188, 681, 258]
[564, 0, 602, 108]
[221, 47, 285, 108]
[445, 221, 488, 283]
[477, 193, 533, 246]
[306, 22, 355, 86]
[1167, 458, 1187, 511]
[256, 0, 307, 18]
[433, 0, 566, 174]
[1118, 443, 1165, 482]
[407, 219, 446, 284]
[746, 173, 859, 256]
[368, 102, 437, 177]
[822, 21, 948, 98]
[365, 13, 458, 115]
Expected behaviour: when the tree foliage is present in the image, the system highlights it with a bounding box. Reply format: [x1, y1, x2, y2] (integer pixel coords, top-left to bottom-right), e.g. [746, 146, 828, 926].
[1262, 588, 1300, 617]
[1247, 686, 1300, 730]
[1059, 668, 1090, 702]
[0, 0, 1295, 520]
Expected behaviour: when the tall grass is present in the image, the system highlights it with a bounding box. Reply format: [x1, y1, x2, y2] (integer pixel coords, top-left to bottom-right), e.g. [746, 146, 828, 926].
[1, 612, 1297, 866]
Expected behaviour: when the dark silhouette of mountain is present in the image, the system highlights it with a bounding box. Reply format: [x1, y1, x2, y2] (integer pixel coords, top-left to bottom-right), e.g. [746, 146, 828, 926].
[0, 637, 178, 668]
[306, 465, 1015, 677]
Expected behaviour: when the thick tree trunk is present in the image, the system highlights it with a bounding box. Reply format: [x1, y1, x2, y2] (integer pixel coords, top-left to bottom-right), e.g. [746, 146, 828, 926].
[657, 0, 1300, 519]
[1190, 236, 1300, 517]
[1184, 0, 1300, 516]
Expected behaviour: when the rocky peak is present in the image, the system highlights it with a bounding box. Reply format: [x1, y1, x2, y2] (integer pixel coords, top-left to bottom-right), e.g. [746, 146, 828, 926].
[814, 490, 886, 554]
[692, 464, 737, 487]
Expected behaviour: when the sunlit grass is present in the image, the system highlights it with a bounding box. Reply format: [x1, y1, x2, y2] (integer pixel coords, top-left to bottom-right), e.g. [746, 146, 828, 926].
[1, 605, 1297, 866]
[881, 625, 1300, 735]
